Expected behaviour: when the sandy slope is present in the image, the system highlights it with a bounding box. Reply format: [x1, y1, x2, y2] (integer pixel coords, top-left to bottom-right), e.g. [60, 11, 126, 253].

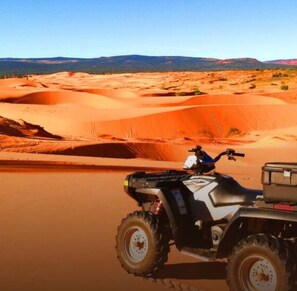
[1, 71, 297, 290]
[1, 144, 296, 291]
[0, 72, 296, 145]
[0, 168, 172, 291]
[1, 70, 297, 161]
[0, 154, 231, 291]
[0, 151, 260, 291]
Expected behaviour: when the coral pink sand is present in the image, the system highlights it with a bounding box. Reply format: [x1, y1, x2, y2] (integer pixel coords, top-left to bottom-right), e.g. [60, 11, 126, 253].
[0, 70, 297, 290]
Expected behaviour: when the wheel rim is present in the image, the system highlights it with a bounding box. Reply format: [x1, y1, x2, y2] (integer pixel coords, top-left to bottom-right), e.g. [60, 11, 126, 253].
[124, 226, 148, 263]
[240, 255, 277, 291]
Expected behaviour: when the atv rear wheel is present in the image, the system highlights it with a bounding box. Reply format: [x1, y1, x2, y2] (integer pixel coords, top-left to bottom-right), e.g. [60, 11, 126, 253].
[227, 234, 295, 291]
[115, 211, 169, 277]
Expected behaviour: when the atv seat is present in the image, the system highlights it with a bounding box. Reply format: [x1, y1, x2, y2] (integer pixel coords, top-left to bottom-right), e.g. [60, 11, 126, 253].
[209, 177, 261, 207]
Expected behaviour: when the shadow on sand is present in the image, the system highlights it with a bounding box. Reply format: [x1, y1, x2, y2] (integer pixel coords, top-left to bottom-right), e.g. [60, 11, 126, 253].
[155, 262, 227, 280]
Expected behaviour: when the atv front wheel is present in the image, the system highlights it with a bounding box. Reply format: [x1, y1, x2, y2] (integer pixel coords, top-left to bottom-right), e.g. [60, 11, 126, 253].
[115, 211, 169, 277]
[227, 234, 295, 291]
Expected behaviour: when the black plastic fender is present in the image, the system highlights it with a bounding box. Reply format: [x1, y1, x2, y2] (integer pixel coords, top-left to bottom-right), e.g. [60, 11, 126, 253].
[136, 188, 176, 225]
[134, 187, 193, 248]
[217, 206, 297, 258]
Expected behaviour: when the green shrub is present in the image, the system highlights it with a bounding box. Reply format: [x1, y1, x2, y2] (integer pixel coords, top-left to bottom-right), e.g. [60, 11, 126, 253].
[175, 91, 186, 96]
[198, 129, 214, 138]
[273, 72, 283, 78]
[281, 84, 289, 90]
[227, 127, 241, 137]
[192, 86, 203, 95]
[273, 72, 289, 78]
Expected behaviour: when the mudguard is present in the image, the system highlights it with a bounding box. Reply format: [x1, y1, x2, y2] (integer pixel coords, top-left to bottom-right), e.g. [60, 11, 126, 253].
[217, 206, 297, 258]
[123, 171, 194, 246]
[134, 187, 194, 247]
[135, 188, 177, 228]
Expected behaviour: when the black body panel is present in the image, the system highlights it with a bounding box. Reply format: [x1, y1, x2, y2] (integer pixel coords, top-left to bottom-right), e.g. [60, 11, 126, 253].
[124, 170, 190, 204]
[124, 170, 212, 248]
[127, 170, 190, 188]
[209, 177, 261, 206]
[217, 206, 297, 258]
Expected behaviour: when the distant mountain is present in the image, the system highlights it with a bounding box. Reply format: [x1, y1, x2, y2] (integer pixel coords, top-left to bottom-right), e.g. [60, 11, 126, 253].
[265, 59, 297, 66]
[0, 55, 293, 77]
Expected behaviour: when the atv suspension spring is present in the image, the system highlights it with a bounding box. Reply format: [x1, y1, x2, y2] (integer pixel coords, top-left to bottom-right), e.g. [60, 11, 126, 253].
[152, 200, 163, 216]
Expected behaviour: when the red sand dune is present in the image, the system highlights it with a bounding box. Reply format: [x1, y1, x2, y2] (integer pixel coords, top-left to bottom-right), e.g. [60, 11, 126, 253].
[0, 116, 61, 139]
[260, 90, 297, 103]
[179, 93, 286, 106]
[77, 88, 139, 99]
[1, 71, 297, 291]
[1, 90, 125, 108]
[0, 71, 297, 159]
[51, 142, 189, 161]
[92, 104, 297, 140]
[0, 135, 189, 162]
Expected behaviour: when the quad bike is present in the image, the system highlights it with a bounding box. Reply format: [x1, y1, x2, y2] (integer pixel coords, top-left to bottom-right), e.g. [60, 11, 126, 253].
[115, 145, 297, 291]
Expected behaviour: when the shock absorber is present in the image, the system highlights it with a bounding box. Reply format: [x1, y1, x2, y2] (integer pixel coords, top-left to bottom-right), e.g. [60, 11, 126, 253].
[152, 200, 163, 215]
[152, 200, 171, 241]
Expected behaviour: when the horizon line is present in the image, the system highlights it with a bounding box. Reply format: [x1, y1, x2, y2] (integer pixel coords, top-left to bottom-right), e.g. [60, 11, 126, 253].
[0, 54, 297, 63]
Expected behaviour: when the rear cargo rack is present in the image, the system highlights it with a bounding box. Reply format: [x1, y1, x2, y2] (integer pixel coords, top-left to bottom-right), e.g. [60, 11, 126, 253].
[262, 162, 297, 203]
[129, 170, 190, 188]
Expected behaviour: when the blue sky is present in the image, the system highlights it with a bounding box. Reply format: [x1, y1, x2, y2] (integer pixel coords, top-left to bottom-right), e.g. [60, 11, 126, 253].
[0, 0, 296, 60]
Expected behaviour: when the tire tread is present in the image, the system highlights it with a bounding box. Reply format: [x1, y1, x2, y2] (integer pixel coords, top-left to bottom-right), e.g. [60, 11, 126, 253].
[227, 234, 295, 291]
[116, 211, 169, 277]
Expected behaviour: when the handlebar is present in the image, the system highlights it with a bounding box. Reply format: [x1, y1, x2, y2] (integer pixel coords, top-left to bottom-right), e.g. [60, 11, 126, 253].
[233, 153, 245, 157]
[189, 145, 245, 162]
[185, 145, 245, 173]
[226, 148, 245, 158]
[188, 145, 202, 153]
[215, 148, 245, 162]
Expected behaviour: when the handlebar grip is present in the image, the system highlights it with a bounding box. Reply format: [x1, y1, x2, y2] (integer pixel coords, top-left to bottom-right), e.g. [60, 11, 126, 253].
[234, 153, 245, 157]
[189, 145, 202, 153]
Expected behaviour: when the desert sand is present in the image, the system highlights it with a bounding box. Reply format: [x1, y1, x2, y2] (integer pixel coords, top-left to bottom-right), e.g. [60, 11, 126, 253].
[0, 70, 297, 290]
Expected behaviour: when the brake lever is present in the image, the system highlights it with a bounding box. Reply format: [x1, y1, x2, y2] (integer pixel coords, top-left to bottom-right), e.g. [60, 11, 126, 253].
[226, 148, 235, 155]
[228, 156, 236, 161]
